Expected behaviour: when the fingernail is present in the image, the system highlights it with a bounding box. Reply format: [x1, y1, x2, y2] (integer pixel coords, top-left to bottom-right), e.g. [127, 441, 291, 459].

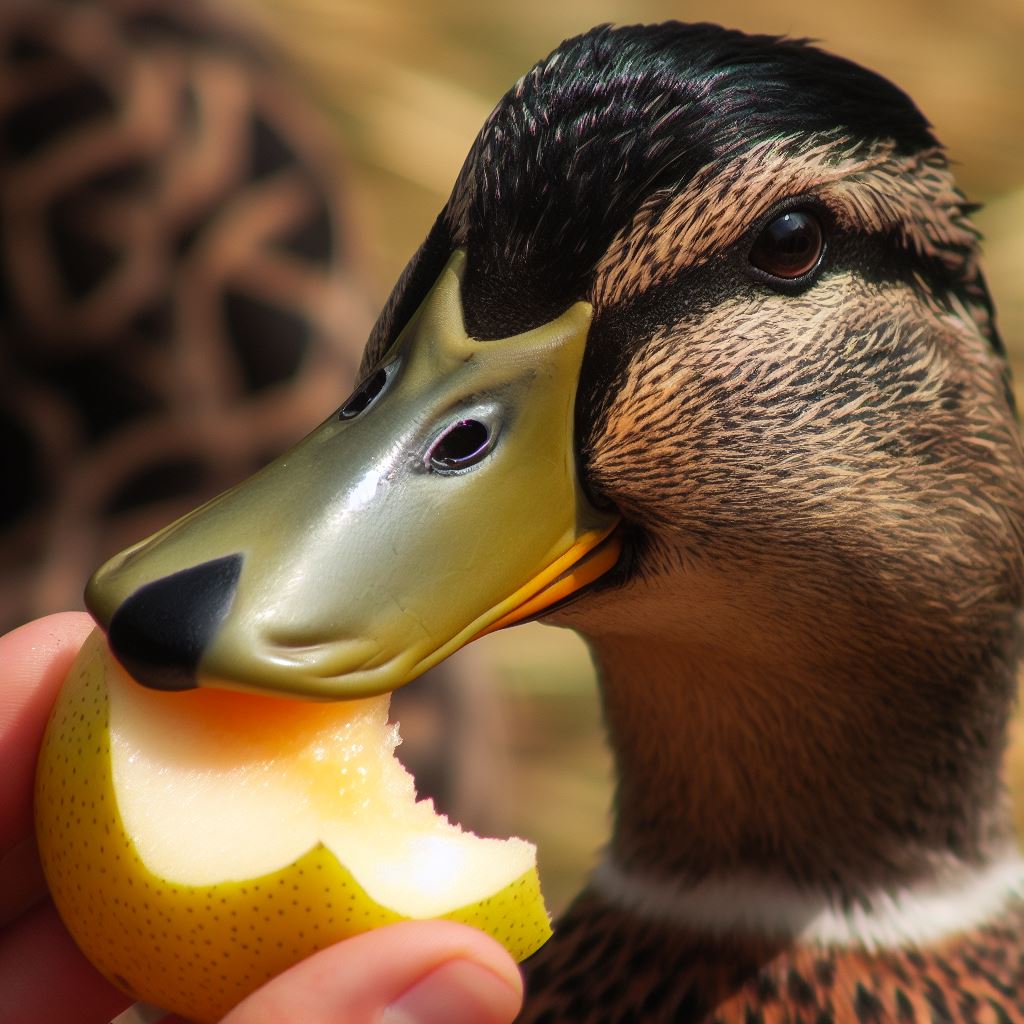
[382, 959, 522, 1024]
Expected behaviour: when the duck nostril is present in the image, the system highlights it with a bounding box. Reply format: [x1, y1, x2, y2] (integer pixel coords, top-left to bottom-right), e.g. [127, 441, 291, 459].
[427, 419, 493, 472]
[338, 368, 387, 420]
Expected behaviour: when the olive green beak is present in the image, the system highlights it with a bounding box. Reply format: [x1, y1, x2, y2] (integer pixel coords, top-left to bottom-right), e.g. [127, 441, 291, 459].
[86, 251, 620, 698]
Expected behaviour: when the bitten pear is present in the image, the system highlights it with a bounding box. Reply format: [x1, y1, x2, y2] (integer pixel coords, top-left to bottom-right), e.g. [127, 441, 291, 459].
[35, 631, 550, 1024]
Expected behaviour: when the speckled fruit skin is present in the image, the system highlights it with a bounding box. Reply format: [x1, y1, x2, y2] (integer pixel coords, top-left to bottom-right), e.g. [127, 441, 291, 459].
[35, 631, 550, 1024]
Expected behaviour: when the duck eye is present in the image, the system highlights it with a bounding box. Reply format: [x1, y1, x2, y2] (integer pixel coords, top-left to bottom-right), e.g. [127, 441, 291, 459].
[338, 368, 387, 420]
[749, 210, 824, 280]
[427, 420, 492, 472]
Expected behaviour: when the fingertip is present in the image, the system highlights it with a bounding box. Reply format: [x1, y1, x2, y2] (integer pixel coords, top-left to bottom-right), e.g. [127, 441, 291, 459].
[0, 612, 96, 716]
[389, 920, 523, 998]
[221, 921, 523, 1024]
[0, 612, 96, 851]
[382, 956, 522, 1024]
[2, 611, 95, 646]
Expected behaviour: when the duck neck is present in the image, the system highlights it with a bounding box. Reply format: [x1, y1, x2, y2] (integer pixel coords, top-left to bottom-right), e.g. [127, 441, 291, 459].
[584, 628, 1018, 906]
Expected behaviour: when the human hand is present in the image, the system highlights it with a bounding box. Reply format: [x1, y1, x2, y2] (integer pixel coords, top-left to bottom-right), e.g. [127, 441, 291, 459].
[0, 614, 524, 1024]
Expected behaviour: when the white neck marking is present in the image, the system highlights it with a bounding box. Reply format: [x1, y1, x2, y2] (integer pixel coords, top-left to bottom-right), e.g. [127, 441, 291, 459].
[591, 850, 1024, 949]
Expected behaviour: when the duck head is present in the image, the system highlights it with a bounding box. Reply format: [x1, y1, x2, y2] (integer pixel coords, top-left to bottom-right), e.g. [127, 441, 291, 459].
[88, 22, 1024, 888]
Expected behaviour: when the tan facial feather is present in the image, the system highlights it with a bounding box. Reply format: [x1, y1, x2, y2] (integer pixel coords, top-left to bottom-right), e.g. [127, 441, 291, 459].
[588, 270, 1018, 558]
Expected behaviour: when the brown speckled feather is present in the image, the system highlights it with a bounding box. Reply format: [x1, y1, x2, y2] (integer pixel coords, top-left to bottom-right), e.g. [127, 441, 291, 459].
[519, 891, 1024, 1023]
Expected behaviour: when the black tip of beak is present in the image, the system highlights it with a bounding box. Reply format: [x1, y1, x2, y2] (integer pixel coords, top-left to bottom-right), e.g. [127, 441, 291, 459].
[107, 554, 243, 691]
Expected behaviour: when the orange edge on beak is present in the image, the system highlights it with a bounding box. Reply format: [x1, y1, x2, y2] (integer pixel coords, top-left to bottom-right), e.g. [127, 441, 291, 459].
[479, 521, 623, 636]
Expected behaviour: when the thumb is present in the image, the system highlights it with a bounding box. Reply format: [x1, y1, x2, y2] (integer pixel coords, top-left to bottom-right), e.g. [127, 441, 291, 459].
[219, 920, 524, 1024]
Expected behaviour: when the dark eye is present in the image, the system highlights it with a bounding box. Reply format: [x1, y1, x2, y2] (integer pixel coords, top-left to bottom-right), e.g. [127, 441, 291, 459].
[749, 210, 824, 280]
[427, 420, 492, 472]
[338, 368, 387, 420]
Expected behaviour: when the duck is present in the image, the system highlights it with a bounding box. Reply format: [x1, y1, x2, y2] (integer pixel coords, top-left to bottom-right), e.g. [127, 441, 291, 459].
[80, 21, 1024, 1023]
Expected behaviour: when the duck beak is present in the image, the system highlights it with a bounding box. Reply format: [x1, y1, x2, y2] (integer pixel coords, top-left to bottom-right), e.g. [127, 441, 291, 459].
[85, 251, 621, 698]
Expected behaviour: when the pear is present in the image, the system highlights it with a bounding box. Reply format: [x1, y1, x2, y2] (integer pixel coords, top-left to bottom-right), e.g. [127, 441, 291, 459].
[36, 630, 550, 1024]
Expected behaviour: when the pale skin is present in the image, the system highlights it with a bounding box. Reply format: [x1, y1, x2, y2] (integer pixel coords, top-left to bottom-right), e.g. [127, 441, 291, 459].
[0, 613, 523, 1024]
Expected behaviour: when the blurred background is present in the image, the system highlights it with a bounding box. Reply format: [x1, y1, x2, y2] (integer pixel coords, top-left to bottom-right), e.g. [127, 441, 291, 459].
[2, 0, 1022, 915]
